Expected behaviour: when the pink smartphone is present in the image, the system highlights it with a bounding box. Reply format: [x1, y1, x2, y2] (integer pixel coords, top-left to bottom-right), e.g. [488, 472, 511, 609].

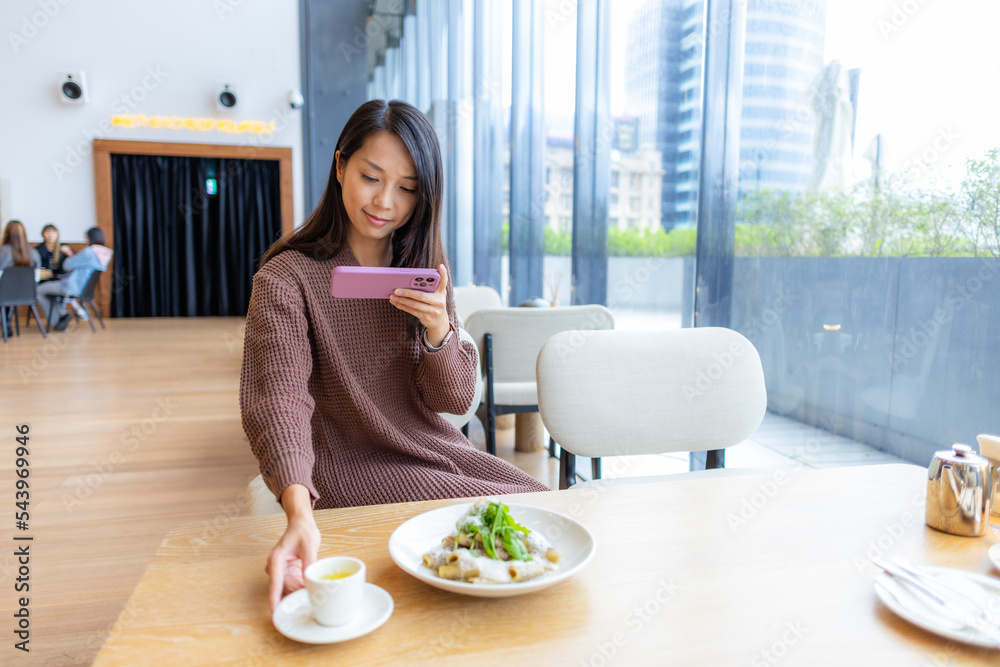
[330, 266, 440, 299]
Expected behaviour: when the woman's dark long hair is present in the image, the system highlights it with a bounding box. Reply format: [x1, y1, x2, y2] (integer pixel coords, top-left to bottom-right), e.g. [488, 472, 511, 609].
[1, 220, 32, 266]
[261, 100, 445, 269]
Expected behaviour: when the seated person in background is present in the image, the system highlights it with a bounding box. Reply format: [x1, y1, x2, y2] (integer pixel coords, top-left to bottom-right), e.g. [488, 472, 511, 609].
[36, 227, 113, 331]
[0, 219, 42, 270]
[35, 223, 74, 277]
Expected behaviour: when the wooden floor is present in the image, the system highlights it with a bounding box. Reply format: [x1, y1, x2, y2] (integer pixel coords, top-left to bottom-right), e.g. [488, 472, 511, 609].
[0, 317, 556, 666]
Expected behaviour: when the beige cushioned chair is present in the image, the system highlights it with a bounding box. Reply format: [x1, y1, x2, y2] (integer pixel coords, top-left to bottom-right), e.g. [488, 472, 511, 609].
[453, 284, 503, 327]
[536, 327, 767, 489]
[246, 327, 484, 516]
[464, 305, 615, 456]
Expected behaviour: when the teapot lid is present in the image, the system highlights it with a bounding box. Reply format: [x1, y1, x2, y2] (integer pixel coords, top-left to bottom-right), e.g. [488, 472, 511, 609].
[934, 443, 988, 468]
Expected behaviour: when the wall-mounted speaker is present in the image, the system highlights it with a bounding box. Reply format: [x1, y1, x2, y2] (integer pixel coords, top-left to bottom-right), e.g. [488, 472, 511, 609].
[58, 71, 88, 104]
[216, 82, 238, 112]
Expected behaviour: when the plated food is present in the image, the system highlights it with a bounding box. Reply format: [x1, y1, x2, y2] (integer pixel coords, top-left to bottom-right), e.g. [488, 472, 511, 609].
[388, 500, 596, 598]
[421, 500, 561, 584]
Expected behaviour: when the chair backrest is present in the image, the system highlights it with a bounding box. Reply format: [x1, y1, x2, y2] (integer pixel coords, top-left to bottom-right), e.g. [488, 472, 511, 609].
[0, 267, 38, 306]
[77, 269, 103, 299]
[464, 305, 614, 384]
[437, 327, 485, 428]
[537, 327, 766, 458]
[453, 285, 503, 325]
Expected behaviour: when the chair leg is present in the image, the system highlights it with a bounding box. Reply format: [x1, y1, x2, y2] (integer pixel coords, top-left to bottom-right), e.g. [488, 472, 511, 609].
[548, 435, 557, 458]
[1, 307, 8, 343]
[559, 450, 577, 490]
[460, 423, 469, 438]
[47, 300, 57, 332]
[592, 457, 602, 481]
[484, 402, 497, 457]
[28, 306, 46, 338]
[13, 308, 20, 336]
[83, 307, 96, 333]
[483, 333, 497, 457]
[86, 299, 106, 330]
[706, 449, 724, 469]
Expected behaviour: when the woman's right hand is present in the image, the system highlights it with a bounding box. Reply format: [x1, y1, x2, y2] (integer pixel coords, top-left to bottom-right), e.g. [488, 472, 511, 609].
[267, 484, 320, 612]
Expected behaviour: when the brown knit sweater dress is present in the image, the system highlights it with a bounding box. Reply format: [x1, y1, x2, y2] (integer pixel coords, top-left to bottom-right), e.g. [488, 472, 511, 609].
[240, 246, 549, 509]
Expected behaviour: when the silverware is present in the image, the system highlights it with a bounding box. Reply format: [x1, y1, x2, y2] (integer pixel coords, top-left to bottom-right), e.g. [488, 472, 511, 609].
[871, 556, 1000, 649]
[875, 574, 964, 632]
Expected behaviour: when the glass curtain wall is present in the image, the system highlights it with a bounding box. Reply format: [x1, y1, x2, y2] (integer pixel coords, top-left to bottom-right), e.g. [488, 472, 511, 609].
[362, 0, 1000, 468]
[604, 1, 696, 331]
[502, 0, 578, 308]
[727, 0, 1000, 465]
[367, 0, 509, 296]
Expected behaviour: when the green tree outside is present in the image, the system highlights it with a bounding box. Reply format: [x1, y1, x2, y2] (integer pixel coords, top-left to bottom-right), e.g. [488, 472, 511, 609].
[499, 147, 1000, 258]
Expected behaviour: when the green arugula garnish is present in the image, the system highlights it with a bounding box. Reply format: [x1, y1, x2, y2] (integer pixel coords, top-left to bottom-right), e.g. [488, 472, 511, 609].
[462, 501, 532, 562]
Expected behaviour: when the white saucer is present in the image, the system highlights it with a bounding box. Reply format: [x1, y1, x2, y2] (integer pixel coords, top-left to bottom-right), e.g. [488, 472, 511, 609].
[272, 583, 393, 644]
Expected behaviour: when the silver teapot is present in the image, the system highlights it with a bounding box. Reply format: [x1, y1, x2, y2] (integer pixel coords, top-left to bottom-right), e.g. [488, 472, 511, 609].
[925, 443, 993, 537]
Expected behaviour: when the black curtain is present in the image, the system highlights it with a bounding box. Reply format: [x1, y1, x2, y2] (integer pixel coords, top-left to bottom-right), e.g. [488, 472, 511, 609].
[110, 154, 281, 317]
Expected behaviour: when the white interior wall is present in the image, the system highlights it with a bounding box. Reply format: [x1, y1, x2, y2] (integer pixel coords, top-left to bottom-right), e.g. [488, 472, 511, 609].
[0, 0, 303, 242]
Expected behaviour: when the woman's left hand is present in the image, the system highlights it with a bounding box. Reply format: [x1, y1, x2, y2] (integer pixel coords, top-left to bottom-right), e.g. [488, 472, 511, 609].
[389, 264, 450, 346]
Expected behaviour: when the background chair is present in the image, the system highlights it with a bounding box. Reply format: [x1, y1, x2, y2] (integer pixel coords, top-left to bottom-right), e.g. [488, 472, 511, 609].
[0, 267, 47, 342]
[47, 269, 106, 333]
[453, 284, 502, 327]
[246, 327, 485, 516]
[464, 305, 614, 456]
[537, 327, 767, 489]
[246, 474, 283, 516]
[437, 327, 484, 438]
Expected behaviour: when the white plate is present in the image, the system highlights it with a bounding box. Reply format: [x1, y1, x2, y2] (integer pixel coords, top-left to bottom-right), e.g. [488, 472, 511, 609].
[272, 584, 393, 644]
[988, 544, 1000, 571]
[388, 502, 596, 598]
[874, 566, 1000, 648]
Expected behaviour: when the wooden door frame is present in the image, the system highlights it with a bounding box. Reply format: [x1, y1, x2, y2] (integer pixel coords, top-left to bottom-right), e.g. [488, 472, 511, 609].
[92, 139, 294, 318]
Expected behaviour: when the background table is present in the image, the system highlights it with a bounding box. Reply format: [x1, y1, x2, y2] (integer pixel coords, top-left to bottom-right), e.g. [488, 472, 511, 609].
[93, 464, 1000, 665]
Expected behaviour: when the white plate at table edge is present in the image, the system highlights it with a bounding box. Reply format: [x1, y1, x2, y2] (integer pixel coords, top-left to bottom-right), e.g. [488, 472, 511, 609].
[874, 565, 1000, 648]
[272, 584, 393, 644]
[987, 544, 1000, 572]
[388, 502, 596, 598]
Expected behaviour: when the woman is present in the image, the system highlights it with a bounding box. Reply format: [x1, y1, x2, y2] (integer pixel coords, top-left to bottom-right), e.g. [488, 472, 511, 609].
[240, 100, 548, 611]
[0, 220, 41, 270]
[35, 223, 74, 277]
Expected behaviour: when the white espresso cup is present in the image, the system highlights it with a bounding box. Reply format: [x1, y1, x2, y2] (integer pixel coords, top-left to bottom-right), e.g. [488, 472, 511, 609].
[304, 556, 366, 626]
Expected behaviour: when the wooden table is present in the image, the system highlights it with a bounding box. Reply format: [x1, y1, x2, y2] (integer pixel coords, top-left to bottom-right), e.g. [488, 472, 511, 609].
[93, 464, 1000, 665]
